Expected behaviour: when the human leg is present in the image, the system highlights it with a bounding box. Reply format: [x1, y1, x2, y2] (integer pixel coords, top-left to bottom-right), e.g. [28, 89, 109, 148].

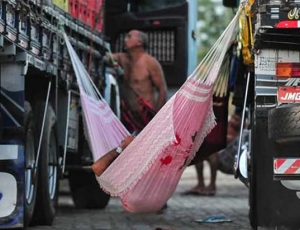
[195, 160, 205, 189]
[204, 152, 218, 195]
[183, 160, 206, 195]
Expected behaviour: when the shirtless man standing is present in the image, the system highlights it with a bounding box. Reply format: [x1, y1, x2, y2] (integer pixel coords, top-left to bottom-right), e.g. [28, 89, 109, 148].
[110, 30, 168, 133]
[92, 30, 167, 176]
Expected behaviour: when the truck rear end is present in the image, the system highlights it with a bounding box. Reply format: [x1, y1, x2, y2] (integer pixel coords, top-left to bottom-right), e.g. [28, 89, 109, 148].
[234, 0, 300, 229]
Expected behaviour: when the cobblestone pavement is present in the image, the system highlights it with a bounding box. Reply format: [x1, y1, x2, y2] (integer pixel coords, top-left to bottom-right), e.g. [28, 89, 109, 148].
[28, 164, 260, 230]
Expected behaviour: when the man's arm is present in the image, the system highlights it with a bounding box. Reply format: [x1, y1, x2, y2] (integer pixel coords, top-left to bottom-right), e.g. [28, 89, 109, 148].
[149, 57, 168, 110]
[105, 52, 123, 65]
[92, 135, 135, 176]
[104, 52, 126, 77]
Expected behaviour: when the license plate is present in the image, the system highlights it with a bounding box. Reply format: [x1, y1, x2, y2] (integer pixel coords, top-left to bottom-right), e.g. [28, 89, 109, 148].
[278, 86, 300, 103]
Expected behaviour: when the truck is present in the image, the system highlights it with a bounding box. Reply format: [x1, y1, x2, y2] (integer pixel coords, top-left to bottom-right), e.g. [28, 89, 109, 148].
[224, 0, 300, 229]
[0, 0, 197, 228]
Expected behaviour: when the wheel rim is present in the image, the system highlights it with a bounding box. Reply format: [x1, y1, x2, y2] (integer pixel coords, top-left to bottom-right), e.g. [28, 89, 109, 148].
[25, 127, 36, 204]
[48, 129, 58, 199]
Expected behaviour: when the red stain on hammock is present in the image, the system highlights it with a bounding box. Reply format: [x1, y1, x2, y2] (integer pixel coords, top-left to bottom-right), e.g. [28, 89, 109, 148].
[174, 133, 181, 146]
[160, 155, 172, 165]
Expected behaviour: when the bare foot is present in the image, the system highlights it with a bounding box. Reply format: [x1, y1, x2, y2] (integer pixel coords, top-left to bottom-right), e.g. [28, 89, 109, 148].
[182, 185, 205, 195]
[203, 186, 216, 196]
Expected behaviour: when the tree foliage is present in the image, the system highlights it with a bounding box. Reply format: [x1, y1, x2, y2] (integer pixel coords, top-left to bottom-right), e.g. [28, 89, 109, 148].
[197, 0, 235, 61]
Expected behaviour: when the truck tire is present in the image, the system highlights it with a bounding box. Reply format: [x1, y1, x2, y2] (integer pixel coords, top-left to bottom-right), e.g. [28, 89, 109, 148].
[252, 111, 300, 229]
[268, 105, 300, 143]
[68, 169, 110, 209]
[30, 101, 59, 226]
[24, 102, 38, 227]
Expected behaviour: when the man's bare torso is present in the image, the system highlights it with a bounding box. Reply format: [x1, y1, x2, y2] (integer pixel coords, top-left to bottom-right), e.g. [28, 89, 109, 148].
[118, 53, 156, 107]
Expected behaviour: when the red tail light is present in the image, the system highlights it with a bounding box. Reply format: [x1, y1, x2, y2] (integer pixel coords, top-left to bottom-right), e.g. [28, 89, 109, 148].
[276, 63, 300, 78]
[276, 20, 300, 28]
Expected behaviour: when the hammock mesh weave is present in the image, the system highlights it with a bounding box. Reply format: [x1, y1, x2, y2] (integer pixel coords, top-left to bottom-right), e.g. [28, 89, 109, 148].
[63, 6, 241, 213]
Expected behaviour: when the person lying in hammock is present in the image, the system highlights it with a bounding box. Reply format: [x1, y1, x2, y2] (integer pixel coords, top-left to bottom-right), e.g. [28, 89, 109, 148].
[92, 134, 169, 212]
[92, 135, 135, 176]
[106, 29, 168, 133]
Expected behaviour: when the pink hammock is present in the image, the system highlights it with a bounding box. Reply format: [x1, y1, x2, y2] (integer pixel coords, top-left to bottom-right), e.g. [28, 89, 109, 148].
[63, 34, 130, 161]
[100, 79, 215, 212]
[63, 7, 241, 213]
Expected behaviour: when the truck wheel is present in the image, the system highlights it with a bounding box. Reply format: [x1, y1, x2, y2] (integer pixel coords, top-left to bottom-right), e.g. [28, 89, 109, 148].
[24, 101, 38, 227]
[269, 105, 300, 143]
[68, 169, 110, 209]
[30, 101, 59, 226]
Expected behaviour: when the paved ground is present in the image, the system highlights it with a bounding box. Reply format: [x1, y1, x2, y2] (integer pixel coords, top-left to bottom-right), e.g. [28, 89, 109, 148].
[28, 163, 256, 230]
